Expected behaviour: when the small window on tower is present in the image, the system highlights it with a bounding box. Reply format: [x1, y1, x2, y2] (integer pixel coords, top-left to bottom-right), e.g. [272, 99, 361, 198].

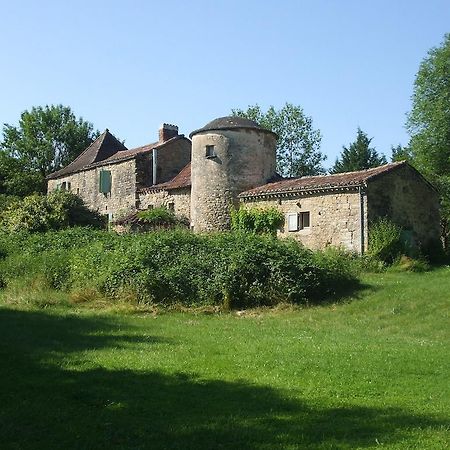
[205, 145, 216, 159]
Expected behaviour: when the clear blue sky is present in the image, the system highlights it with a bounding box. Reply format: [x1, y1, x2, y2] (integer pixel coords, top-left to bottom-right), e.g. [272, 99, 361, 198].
[1, 0, 449, 168]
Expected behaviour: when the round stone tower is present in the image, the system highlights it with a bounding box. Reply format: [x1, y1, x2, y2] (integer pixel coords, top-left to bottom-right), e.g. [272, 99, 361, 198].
[189, 116, 277, 232]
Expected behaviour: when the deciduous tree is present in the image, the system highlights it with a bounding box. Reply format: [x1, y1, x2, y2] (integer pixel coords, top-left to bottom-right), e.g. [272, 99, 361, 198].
[232, 103, 325, 177]
[1, 105, 99, 194]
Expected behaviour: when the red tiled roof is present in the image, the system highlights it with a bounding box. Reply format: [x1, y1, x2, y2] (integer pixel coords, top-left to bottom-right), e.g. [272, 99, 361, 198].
[239, 161, 408, 198]
[140, 162, 191, 193]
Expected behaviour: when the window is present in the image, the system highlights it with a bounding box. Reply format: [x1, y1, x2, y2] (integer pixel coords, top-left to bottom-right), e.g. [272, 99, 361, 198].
[99, 170, 112, 193]
[205, 145, 216, 158]
[300, 211, 310, 229]
[287, 212, 310, 232]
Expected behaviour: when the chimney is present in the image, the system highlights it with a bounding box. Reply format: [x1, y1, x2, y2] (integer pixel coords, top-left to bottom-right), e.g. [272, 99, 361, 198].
[159, 123, 178, 142]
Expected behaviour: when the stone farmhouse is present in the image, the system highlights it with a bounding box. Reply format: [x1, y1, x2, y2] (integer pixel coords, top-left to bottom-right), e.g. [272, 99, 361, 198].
[47, 116, 440, 253]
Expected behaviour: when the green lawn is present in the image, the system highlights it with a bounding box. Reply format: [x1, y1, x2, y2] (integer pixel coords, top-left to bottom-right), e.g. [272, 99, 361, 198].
[0, 269, 449, 449]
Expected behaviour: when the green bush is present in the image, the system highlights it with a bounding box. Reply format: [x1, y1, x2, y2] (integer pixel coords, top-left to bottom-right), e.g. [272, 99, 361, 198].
[230, 206, 284, 235]
[136, 207, 177, 225]
[368, 218, 404, 264]
[0, 191, 104, 232]
[0, 229, 360, 309]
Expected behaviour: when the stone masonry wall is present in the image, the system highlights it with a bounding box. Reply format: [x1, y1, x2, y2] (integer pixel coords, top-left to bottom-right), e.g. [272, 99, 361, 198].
[138, 188, 191, 221]
[48, 159, 137, 221]
[241, 190, 364, 252]
[135, 139, 191, 189]
[366, 165, 440, 248]
[191, 129, 276, 232]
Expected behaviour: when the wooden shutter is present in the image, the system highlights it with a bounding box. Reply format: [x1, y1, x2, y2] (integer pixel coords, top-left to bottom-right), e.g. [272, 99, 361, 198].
[99, 170, 112, 193]
[287, 213, 298, 231]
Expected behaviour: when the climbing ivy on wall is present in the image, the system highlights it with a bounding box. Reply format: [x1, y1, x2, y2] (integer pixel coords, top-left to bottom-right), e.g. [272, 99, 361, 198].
[230, 206, 284, 236]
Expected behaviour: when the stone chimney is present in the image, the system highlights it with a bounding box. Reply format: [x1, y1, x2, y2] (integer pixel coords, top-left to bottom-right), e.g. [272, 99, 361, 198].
[159, 123, 178, 142]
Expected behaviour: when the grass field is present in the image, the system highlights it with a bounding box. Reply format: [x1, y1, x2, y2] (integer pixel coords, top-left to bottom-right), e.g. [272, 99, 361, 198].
[0, 269, 449, 449]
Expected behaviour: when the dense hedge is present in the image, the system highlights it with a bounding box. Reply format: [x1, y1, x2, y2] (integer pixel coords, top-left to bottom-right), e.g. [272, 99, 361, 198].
[0, 228, 359, 308]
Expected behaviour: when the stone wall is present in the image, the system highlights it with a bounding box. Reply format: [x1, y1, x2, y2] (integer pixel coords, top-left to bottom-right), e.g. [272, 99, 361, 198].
[191, 128, 277, 232]
[366, 165, 440, 248]
[47, 159, 137, 221]
[241, 189, 364, 252]
[138, 187, 191, 221]
[154, 139, 191, 185]
[135, 139, 191, 188]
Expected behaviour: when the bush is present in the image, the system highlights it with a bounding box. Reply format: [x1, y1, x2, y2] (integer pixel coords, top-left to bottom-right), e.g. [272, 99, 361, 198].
[368, 218, 404, 264]
[0, 191, 104, 232]
[230, 206, 284, 235]
[136, 207, 177, 225]
[0, 229, 360, 309]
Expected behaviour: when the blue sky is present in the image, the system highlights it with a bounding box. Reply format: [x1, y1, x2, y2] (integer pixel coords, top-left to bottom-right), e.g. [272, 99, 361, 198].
[1, 0, 449, 168]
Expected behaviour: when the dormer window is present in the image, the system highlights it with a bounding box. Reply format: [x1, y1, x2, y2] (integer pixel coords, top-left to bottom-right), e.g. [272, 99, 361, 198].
[205, 145, 216, 159]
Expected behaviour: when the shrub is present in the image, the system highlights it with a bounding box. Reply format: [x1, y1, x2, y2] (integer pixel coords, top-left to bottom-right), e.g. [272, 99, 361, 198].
[136, 207, 177, 225]
[0, 229, 360, 309]
[368, 218, 404, 263]
[230, 206, 284, 235]
[0, 191, 104, 232]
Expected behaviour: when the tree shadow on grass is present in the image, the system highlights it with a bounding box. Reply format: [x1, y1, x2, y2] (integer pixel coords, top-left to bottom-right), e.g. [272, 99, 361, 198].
[0, 308, 446, 450]
[314, 279, 379, 307]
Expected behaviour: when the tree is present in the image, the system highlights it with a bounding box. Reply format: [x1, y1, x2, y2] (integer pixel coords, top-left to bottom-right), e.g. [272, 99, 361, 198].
[331, 128, 387, 174]
[390, 144, 412, 162]
[1, 105, 99, 194]
[0, 191, 104, 233]
[406, 34, 450, 249]
[232, 103, 325, 177]
[406, 34, 450, 179]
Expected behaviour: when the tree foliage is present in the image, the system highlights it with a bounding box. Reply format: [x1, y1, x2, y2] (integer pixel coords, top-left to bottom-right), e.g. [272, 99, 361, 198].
[406, 34, 450, 248]
[232, 103, 325, 177]
[390, 144, 412, 163]
[331, 128, 387, 174]
[0, 191, 104, 233]
[1, 105, 99, 195]
[406, 34, 450, 178]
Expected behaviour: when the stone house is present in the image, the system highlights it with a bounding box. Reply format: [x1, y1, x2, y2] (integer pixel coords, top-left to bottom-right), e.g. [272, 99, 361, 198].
[47, 124, 191, 221]
[48, 116, 440, 253]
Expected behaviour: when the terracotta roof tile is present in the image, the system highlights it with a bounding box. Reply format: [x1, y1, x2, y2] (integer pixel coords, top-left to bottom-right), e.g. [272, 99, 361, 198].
[239, 161, 408, 198]
[140, 162, 191, 193]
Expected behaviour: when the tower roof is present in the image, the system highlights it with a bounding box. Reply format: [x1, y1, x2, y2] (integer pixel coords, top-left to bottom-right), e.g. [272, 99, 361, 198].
[189, 116, 278, 138]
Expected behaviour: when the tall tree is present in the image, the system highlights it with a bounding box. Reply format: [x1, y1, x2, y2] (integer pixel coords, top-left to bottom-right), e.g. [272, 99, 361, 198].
[232, 103, 325, 177]
[406, 34, 450, 179]
[331, 128, 387, 174]
[390, 144, 412, 162]
[406, 33, 450, 247]
[1, 105, 99, 183]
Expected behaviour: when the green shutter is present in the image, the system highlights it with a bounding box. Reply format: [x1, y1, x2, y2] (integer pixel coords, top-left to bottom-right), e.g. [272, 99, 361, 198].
[99, 170, 112, 193]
